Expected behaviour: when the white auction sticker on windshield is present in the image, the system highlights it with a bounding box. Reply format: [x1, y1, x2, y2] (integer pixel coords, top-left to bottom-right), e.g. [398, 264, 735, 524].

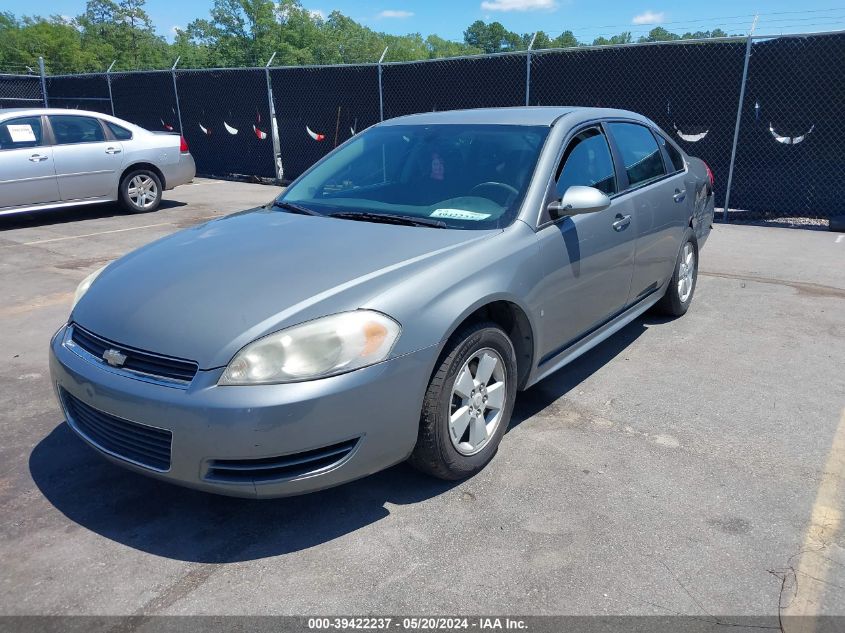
[430, 209, 491, 221]
[8, 124, 36, 143]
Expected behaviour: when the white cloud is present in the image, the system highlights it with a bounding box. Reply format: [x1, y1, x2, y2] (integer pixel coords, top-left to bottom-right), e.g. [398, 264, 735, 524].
[377, 10, 414, 18]
[309, 9, 325, 20]
[632, 10, 665, 25]
[480, 0, 557, 12]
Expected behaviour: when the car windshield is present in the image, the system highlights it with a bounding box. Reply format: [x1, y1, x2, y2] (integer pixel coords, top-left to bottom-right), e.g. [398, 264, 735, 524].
[277, 124, 550, 230]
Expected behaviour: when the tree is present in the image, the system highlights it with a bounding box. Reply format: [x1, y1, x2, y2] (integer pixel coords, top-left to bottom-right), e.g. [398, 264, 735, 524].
[463, 20, 522, 54]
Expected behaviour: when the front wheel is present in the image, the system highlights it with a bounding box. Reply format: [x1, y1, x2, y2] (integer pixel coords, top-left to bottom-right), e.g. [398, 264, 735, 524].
[654, 236, 698, 317]
[119, 169, 162, 213]
[409, 322, 517, 480]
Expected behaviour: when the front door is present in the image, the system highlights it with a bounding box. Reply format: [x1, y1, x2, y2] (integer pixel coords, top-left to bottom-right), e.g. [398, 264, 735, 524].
[48, 114, 123, 201]
[0, 116, 59, 210]
[534, 125, 636, 364]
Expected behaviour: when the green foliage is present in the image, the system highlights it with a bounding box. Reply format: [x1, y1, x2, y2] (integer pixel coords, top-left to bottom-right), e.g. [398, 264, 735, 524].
[0, 2, 744, 74]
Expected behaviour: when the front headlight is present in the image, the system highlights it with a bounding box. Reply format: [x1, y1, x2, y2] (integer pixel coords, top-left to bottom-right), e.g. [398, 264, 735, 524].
[71, 265, 108, 312]
[219, 310, 401, 385]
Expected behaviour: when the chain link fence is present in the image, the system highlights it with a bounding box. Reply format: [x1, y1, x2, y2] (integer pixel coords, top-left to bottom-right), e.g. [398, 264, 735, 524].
[1, 32, 843, 221]
[0, 73, 44, 109]
[725, 33, 845, 221]
[270, 64, 380, 182]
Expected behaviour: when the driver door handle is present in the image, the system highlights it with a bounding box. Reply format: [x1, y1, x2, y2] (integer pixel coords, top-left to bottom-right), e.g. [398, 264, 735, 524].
[612, 214, 631, 232]
[28, 154, 48, 162]
[105, 147, 122, 154]
[673, 188, 686, 203]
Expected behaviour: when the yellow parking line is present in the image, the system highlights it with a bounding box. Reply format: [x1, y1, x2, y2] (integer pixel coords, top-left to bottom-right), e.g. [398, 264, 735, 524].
[783, 407, 845, 631]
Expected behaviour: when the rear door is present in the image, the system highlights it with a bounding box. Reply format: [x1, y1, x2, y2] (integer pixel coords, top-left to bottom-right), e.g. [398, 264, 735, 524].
[48, 114, 124, 201]
[605, 121, 687, 304]
[534, 124, 637, 363]
[0, 115, 60, 211]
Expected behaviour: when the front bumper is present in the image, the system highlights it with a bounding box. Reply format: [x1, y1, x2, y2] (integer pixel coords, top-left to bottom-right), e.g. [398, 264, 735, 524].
[49, 325, 438, 498]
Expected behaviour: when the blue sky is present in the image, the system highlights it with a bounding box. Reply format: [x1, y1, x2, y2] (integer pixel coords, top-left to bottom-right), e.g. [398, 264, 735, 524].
[6, 0, 845, 43]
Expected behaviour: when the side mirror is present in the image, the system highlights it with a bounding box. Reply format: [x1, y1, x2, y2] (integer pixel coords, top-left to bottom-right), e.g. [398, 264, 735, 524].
[548, 186, 612, 219]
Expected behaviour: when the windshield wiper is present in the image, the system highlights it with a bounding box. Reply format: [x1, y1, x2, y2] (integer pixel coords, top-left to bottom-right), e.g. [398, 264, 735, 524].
[270, 200, 323, 216]
[330, 211, 446, 228]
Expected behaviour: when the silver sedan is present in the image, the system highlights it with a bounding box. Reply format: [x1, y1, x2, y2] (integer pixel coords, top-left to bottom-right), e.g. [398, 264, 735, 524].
[50, 106, 714, 498]
[0, 108, 195, 216]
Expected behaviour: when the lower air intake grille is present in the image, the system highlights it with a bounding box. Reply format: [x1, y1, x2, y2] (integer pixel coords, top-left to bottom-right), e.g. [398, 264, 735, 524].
[206, 438, 359, 483]
[61, 389, 172, 471]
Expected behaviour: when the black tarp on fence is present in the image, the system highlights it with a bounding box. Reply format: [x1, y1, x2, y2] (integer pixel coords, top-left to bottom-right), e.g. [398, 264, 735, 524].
[177, 69, 275, 179]
[728, 34, 845, 217]
[270, 64, 380, 181]
[45, 74, 111, 114]
[530, 40, 748, 206]
[0, 74, 42, 109]
[382, 54, 526, 119]
[109, 71, 178, 134]
[3, 32, 844, 218]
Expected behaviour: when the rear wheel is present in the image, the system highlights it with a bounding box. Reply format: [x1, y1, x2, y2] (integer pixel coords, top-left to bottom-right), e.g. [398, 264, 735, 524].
[409, 322, 517, 480]
[654, 236, 698, 317]
[119, 169, 162, 213]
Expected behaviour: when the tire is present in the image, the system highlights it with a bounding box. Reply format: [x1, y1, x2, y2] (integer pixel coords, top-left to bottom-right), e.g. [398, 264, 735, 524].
[409, 322, 517, 480]
[654, 233, 698, 317]
[119, 169, 162, 213]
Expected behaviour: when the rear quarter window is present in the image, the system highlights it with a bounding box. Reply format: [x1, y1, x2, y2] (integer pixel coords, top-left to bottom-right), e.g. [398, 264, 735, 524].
[657, 133, 686, 173]
[106, 121, 133, 140]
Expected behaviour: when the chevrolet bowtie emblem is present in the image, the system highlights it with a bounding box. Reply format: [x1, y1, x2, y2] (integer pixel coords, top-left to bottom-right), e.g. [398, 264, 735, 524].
[102, 348, 127, 367]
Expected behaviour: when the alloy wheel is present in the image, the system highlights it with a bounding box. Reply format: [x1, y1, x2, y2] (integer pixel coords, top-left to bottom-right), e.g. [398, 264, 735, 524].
[448, 348, 508, 456]
[127, 175, 158, 209]
[677, 242, 696, 303]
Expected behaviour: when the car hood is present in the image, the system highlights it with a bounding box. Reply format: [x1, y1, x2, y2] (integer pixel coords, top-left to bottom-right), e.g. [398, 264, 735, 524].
[72, 208, 496, 369]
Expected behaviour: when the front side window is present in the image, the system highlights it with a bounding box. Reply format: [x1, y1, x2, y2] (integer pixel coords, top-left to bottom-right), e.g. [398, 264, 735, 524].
[607, 122, 665, 188]
[0, 116, 43, 150]
[555, 127, 617, 198]
[279, 123, 549, 230]
[49, 115, 106, 145]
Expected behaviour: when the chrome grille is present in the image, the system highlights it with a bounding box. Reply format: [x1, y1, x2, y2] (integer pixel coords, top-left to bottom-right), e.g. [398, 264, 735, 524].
[69, 324, 198, 386]
[61, 389, 172, 471]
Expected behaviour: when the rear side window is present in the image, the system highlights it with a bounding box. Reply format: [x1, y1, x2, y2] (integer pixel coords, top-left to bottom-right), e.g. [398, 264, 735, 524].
[607, 122, 665, 188]
[49, 115, 106, 145]
[106, 121, 133, 140]
[0, 116, 43, 150]
[657, 134, 685, 173]
[555, 127, 617, 197]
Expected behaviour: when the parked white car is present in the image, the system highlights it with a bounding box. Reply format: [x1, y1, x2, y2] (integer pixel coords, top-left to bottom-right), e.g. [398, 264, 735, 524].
[0, 108, 195, 216]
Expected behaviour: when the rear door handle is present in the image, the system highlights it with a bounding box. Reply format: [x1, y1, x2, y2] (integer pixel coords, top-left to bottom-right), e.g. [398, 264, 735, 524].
[105, 147, 122, 154]
[28, 154, 48, 162]
[612, 214, 631, 232]
[673, 188, 686, 203]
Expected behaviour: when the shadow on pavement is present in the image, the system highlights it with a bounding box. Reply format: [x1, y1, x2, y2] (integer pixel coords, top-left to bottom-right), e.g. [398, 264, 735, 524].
[29, 423, 460, 564]
[0, 200, 186, 231]
[30, 315, 662, 564]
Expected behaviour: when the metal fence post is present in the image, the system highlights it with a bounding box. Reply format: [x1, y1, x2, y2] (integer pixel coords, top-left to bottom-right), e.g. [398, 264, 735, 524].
[38, 57, 47, 107]
[264, 52, 282, 184]
[171, 57, 184, 135]
[378, 47, 388, 121]
[722, 17, 757, 221]
[106, 60, 116, 116]
[525, 32, 537, 106]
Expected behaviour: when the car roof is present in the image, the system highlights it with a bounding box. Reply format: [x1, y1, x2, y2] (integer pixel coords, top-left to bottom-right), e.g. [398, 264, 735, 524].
[0, 107, 152, 133]
[380, 106, 655, 127]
